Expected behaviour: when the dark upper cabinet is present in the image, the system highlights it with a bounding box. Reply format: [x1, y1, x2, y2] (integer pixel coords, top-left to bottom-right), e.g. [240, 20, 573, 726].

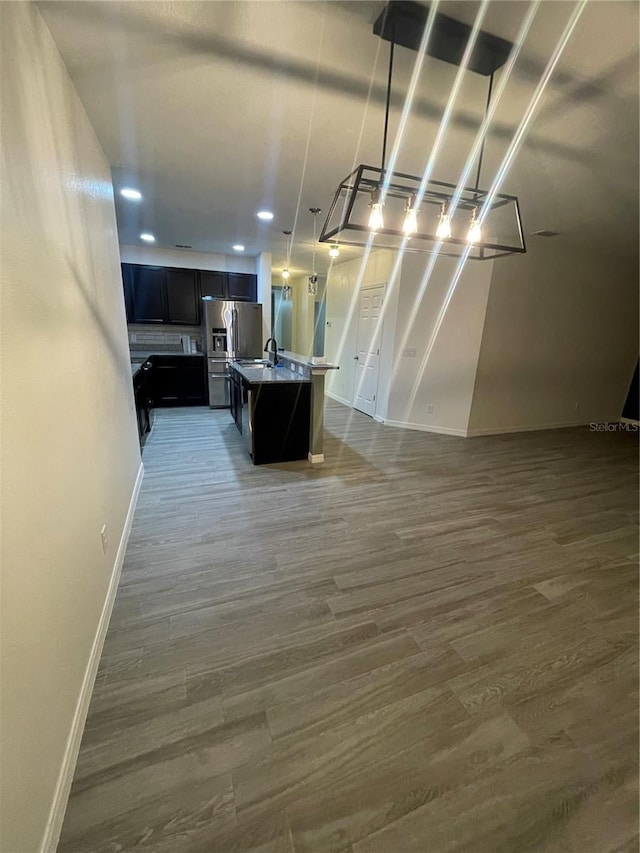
[201, 271, 257, 302]
[122, 263, 258, 325]
[131, 266, 166, 323]
[227, 272, 257, 302]
[121, 264, 134, 321]
[200, 271, 227, 299]
[166, 268, 199, 325]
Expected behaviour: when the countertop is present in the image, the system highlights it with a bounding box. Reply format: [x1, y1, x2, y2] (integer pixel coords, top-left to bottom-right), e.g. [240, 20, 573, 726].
[230, 362, 311, 385]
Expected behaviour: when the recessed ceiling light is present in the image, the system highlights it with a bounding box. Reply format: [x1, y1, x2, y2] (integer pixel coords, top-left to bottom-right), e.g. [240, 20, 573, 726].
[233, 244, 245, 252]
[257, 210, 274, 221]
[120, 187, 142, 200]
[140, 233, 155, 242]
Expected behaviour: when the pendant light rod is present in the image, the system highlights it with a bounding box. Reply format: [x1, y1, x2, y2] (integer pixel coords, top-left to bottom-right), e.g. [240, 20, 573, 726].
[473, 69, 494, 194]
[309, 207, 321, 275]
[381, 24, 395, 176]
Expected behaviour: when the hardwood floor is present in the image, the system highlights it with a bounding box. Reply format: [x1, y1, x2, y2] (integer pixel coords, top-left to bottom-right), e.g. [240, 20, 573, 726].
[59, 402, 639, 853]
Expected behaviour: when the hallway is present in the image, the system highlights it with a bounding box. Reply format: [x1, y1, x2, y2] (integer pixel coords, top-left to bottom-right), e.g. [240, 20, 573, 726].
[59, 403, 639, 852]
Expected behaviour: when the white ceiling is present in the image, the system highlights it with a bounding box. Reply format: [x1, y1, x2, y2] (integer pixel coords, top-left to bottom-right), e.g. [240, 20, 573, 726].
[39, 0, 639, 275]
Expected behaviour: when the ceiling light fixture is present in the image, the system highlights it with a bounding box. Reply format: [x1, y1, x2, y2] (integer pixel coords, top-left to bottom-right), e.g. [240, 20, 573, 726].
[233, 244, 245, 252]
[329, 245, 340, 258]
[257, 210, 274, 221]
[121, 188, 142, 200]
[436, 203, 452, 240]
[402, 195, 419, 235]
[368, 186, 384, 231]
[140, 233, 155, 242]
[308, 208, 321, 297]
[467, 208, 482, 244]
[319, 2, 526, 260]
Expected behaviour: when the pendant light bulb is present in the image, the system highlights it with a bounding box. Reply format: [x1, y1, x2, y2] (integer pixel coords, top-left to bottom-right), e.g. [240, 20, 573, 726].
[329, 245, 340, 258]
[402, 196, 419, 236]
[436, 203, 451, 240]
[368, 187, 384, 231]
[282, 268, 290, 280]
[467, 208, 482, 244]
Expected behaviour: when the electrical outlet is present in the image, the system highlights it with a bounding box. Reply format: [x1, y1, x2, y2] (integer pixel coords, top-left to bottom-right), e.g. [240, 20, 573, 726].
[402, 347, 417, 358]
[426, 404, 434, 414]
[100, 524, 108, 554]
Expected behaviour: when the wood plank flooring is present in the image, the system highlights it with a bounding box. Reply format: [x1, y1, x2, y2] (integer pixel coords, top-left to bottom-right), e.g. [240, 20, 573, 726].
[59, 403, 639, 853]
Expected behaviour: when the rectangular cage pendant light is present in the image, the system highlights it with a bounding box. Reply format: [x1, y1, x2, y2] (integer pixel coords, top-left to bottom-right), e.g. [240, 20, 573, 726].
[319, 2, 527, 260]
[319, 164, 526, 260]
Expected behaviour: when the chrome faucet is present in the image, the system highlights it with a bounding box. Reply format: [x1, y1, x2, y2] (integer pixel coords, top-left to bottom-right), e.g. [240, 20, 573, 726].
[264, 337, 279, 366]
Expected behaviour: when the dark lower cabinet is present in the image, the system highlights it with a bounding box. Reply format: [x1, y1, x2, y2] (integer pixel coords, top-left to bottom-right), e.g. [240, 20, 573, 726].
[230, 370, 243, 431]
[148, 356, 206, 407]
[250, 383, 311, 464]
[229, 367, 310, 464]
[133, 364, 152, 447]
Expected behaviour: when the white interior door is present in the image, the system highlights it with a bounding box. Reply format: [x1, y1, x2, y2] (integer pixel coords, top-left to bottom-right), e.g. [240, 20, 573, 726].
[354, 286, 384, 417]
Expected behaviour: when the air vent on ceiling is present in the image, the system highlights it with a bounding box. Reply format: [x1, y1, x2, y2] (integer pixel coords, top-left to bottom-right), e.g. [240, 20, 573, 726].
[175, 243, 193, 249]
[531, 230, 560, 238]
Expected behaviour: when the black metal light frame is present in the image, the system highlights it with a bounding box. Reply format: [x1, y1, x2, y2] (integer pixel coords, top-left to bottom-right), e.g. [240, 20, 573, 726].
[319, 1, 526, 260]
[319, 164, 526, 260]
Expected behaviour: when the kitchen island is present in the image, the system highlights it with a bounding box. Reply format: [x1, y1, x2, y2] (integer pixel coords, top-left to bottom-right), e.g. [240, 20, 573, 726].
[229, 362, 311, 465]
[229, 351, 338, 465]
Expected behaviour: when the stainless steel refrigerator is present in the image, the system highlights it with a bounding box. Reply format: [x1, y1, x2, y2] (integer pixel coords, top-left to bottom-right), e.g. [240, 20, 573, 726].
[202, 298, 263, 407]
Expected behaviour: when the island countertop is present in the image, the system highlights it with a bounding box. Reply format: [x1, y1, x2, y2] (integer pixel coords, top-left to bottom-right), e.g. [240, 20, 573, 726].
[230, 362, 311, 385]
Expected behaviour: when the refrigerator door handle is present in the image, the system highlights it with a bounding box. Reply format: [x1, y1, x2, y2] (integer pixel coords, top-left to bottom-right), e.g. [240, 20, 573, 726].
[232, 307, 239, 359]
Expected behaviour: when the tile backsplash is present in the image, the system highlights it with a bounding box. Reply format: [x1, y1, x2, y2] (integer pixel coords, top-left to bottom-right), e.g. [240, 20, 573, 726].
[128, 324, 203, 354]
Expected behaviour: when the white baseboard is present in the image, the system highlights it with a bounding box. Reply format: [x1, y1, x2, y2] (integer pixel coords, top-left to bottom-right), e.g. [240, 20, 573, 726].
[376, 416, 468, 437]
[40, 461, 144, 853]
[308, 452, 325, 464]
[325, 390, 352, 408]
[466, 419, 589, 437]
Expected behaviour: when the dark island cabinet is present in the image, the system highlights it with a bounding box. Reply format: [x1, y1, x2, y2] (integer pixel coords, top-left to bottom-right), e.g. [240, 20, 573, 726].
[122, 263, 258, 325]
[165, 268, 200, 325]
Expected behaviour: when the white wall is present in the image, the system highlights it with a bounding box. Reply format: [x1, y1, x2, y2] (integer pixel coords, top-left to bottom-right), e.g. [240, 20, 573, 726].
[256, 251, 272, 345]
[119, 243, 256, 274]
[468, 240, 639, 434]
[385, 253, 494, 435]
[0, 4, 141, 851]
[324, 249, 398, 411]
[290, 275, 326, 358]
